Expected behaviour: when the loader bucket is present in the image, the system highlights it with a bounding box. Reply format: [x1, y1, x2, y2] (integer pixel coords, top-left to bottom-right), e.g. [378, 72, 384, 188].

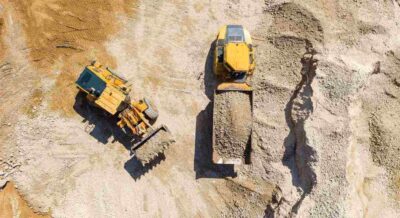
[212, 83, 253, 165]
[131, 125, 175, 165]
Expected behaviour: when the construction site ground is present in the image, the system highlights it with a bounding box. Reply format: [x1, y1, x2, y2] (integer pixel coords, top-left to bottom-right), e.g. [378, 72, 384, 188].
[1, 0, 400, 217]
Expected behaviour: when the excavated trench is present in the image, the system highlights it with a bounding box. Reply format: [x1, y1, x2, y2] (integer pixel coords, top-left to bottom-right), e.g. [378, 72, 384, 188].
[258, 3, 326, 216]
[286, 46, 318, 215]
[266, 44, 319, 217]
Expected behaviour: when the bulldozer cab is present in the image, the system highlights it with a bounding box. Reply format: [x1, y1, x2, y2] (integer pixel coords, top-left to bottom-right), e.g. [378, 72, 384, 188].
[76, 62, 130, 115]
[213, 25, 255, 83]
[76, 68, 107, 97]
[225, 25, 245, 43]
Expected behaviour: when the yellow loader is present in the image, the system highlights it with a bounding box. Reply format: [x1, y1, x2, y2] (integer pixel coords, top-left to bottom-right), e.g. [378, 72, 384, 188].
[75, 61, 174, 164]
[212, 25, 255, 165]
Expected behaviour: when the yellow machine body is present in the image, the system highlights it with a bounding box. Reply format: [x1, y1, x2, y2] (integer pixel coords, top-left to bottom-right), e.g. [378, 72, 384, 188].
[76, 62, 174, 164]
[76, 62, 132, 115]
[117, 100, 150, 136]
[75, 62, 151, 136]
[211, 25, 255, 165]
[213, 24, 255, 89]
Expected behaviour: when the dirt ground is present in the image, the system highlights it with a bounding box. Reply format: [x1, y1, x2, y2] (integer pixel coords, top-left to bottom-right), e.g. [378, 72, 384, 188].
[1, 0, 400, 217]
[0, 182, 50, 218]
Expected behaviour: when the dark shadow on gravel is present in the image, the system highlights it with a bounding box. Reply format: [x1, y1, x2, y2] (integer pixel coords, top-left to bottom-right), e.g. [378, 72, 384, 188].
[194, 103, 237, 179]
[124, 153, 166, 180]
[281, 45, 318, 215]
[73, 91, 132, 149]
[193, 41, 237, 179]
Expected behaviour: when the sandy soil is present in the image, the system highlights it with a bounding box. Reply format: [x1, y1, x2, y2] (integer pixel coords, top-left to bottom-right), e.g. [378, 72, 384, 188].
[0, 0, 400, 217]
[0, 182, 50, 218]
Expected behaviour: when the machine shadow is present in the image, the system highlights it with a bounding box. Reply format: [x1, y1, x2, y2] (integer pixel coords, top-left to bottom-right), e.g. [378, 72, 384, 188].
[73, 92, 161, 180]
[73, 92, 132, 149]
[274, 48, 317, 216]
[124, 153, 166, 180]
[193, 41, 237, 179]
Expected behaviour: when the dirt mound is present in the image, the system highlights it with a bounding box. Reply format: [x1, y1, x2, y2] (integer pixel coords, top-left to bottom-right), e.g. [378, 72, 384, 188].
[218, 179, 276, 217]
[0, 182, 50, 218]
[134, 129, 175, 164]
[266, 2, 324, 42]
[213, 91, 252, 162]
[369, 103, 400, 192]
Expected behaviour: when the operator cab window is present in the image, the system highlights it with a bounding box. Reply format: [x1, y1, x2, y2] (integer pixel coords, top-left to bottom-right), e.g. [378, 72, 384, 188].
[76, 68, 107, 96]
[226, 25, 244, 43]
[80, 72, 92, 85]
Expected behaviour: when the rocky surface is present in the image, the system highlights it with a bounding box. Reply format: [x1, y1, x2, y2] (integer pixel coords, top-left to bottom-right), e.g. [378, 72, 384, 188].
[1, 0, 400, 217]
[213, 91, 252, 162]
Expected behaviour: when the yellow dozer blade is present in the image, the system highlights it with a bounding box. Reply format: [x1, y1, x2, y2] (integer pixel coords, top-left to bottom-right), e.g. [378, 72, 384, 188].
[131, 125, 175, 165]
[212, 82, 253, 165]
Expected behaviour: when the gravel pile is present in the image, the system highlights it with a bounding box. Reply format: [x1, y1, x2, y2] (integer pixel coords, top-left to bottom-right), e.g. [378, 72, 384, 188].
[213, 91, 252, 162]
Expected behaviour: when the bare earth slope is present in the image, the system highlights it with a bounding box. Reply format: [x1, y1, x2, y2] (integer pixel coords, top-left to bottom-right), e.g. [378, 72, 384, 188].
[1, 0, 400, 217]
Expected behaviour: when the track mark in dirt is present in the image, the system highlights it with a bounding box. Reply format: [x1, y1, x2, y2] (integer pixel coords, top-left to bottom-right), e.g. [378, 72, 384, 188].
[11, 0, 137, 116]
[218, 179, 276, 217]
[0, 4, 41, 151]
[22, 88, 44, 118]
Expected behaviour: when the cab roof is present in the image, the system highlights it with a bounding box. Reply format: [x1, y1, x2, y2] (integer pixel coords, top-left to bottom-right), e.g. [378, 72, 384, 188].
[226, 25, 244, 43]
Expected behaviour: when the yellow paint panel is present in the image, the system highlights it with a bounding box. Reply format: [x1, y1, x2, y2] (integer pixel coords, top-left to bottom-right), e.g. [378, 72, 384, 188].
[87, 64, 131, 93]
[224, 43, 250, 71]
[217, 25, 227, 40]
[95, 86, 126, 115]
[217, 82, 253, 91]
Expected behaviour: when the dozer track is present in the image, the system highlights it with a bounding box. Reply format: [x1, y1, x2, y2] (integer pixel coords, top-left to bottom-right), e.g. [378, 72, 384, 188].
[212, 89, 253, 165]
[131, 125, 175, 165]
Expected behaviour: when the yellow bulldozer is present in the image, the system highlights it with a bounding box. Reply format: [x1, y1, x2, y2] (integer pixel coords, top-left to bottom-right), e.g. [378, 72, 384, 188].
[75, 61, 174, 164]
[212, 25, 255, 165]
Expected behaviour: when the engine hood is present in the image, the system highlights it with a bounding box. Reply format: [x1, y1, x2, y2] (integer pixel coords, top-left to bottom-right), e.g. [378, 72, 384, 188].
[224, 42, 250, 72]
